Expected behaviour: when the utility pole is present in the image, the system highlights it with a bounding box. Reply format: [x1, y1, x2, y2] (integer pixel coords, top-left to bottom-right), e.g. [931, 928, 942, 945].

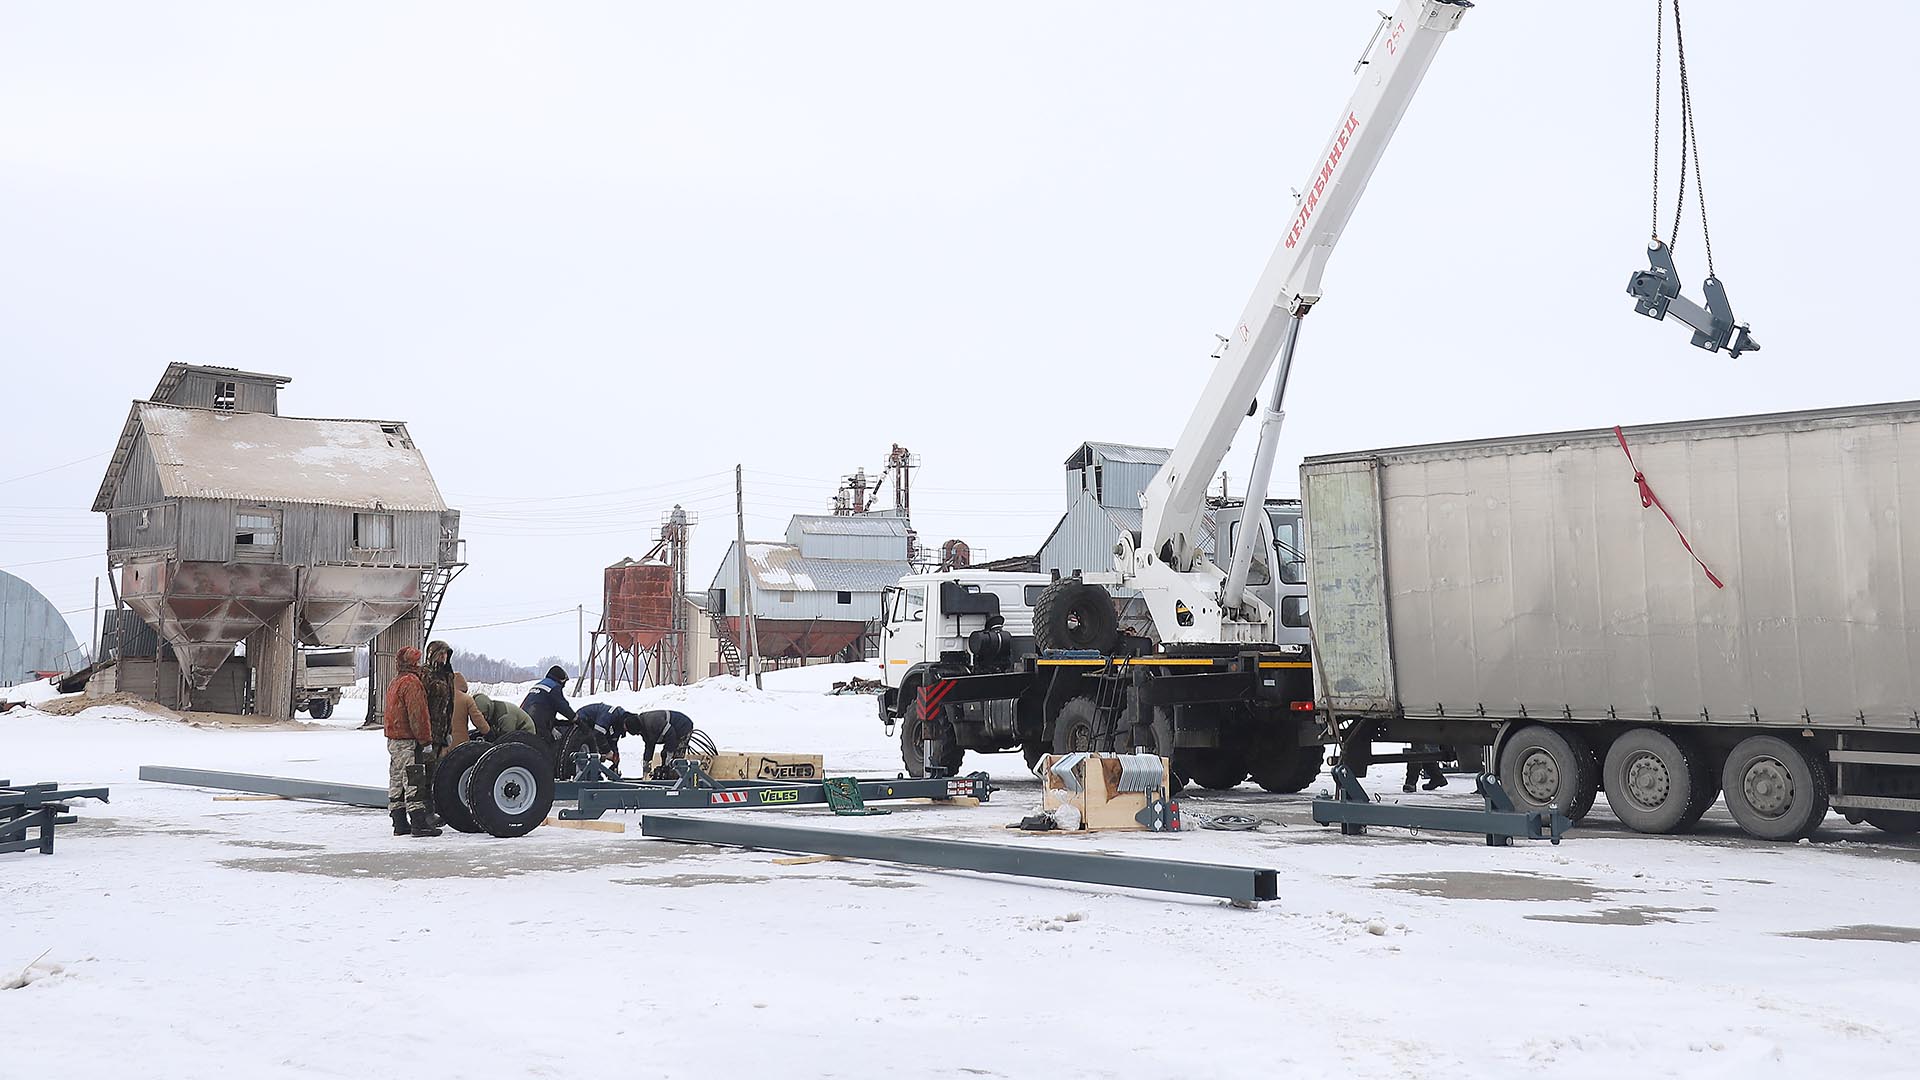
[91, 576, 99, 664]
[577, 604, 583, 677]
[735, 465, 762, 687]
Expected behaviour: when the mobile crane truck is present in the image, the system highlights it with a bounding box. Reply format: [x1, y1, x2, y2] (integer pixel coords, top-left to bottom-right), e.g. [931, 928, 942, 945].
[882, 0, 1762, 805]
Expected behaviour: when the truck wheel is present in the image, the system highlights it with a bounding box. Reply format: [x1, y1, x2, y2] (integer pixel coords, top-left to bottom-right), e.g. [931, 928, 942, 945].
[1248, 719, 1323, 794]
[1498, 725, 1598, 821]
[1862, 810, 1920, 835]
[900, 705, 964, 778]
[1675, 737, 1721, 831]
[1602, 728, 1701, 834]
[467, 743, 555, 838]
[1179, 750, 1249, 791]
[1721, 735, 1829, 841]
[432, 741, 490, 834]
[1032, 580, 1120, 654]
[307, 697, 335, 720]
[1052, 696, 1099, 755]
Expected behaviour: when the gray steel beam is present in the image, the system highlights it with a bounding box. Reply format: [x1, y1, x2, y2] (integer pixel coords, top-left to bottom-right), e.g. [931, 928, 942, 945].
[639, 815, 1279, 903]
[562, 774, 991, 821]
[139, 766, 386, 808]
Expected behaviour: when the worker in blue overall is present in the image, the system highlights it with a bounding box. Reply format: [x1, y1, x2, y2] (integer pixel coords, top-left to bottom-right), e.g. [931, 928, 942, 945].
[519, 666, 576, 743]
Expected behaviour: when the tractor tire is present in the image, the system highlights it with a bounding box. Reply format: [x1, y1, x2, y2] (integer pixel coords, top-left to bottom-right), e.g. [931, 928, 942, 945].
[1179, 750, 1249, 792]
[432, 740, 490, 834]
[1862, 810, 1920, 835]
[1721, 735, 1829, 841]
[1052, 696, 1100, 755]
[1032, 580, 1121, 655]
[1601, 728, 1703, 835]
[557, 723, 605, 780]
[467, 743, 555, 838]
[1497, 724, 1599, 822]
[899, 695, 964, 778]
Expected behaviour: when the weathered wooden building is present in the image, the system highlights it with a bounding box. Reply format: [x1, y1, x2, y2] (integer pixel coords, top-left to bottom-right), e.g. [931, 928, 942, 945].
[91, 364, 462, 718]
[707, 514, 910, 665]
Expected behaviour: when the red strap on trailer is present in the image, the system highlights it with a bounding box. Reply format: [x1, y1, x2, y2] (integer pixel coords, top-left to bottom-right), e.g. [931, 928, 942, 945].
[1612, 425, 1724, 589]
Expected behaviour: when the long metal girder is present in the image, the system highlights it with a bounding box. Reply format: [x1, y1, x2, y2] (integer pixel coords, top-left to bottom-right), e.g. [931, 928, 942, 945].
[139, 766, 387, 808]
[640, 815, 1280, 904]
[561, 773, 992, 821]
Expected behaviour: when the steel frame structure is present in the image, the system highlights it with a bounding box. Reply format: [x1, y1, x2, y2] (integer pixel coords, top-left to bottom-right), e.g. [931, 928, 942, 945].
[558, 766, 993, 821]
[639, 815, 1280, 904]
[1310, 765, 1570, 845]
[1, 781, 110, 855]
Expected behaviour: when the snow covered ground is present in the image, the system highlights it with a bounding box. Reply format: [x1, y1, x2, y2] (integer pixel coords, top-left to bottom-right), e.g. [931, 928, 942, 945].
[6, 666, 1920, 1078]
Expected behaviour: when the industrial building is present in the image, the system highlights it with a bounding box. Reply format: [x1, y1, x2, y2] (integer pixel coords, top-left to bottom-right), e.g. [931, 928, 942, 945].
[1038, 441, 1217, 579]
[707, 513, 910, 668]
[0, 571, 82, 685]
[89, 363, 462, 719]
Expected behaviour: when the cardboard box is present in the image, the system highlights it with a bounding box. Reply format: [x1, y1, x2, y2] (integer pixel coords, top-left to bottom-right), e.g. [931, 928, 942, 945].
[700, 752, 826, 782]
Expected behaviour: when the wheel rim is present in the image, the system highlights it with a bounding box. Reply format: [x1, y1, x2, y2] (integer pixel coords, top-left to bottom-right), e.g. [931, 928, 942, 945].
[1518, 747, 1561, 803]
[457, 767, 474, 811]
[1741, 756, 1795, 819]
[493, 766, 537, 816]
[1622, 750, 1671, 811]
[1066, 720, 1092, 751]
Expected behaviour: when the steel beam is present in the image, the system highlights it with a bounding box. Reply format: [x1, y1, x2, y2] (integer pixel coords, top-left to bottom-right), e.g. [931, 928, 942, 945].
[139, 766, 386, 808]
[562, 773, 991, 821]
[639, 815, 1279, 904]
[1310, 766, 1567, 845]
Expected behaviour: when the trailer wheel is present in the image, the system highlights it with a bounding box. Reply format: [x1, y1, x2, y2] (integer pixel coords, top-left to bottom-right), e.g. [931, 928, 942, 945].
[1862, 810, 1920, 835]
[1248, 719, 1324, 794]
[1032, 580, 1121, 655]
[900, 701, 965, 778]
[1498, 724, 1598, 821]
[1602, 728, 1702, 834]
[467, 742, 555, 838]
[1051, 696, 1099, 755]
[306, 697, 335, 720]
[1720, 735, 1829, 841]
[499, 731, 550, 758]
[557, 723, 605, 780]
[1675, 736, 1721, 831]
[1180, 750, 1249, 791]
[432, 740, 490, 834]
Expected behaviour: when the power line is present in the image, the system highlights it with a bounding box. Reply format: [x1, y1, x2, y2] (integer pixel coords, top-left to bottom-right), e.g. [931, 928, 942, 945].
[0, 452, 108, 487]
[0, 551, 103, 571]
[434, 607, 592, 633]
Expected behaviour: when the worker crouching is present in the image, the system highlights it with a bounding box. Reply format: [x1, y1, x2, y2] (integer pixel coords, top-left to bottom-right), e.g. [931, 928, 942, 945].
[384, 645, 443, 837]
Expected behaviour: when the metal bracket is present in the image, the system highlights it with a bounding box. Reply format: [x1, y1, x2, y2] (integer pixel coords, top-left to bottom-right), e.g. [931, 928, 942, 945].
[1626, 240, 1760, 358]
[1310, 765, 1568, 845]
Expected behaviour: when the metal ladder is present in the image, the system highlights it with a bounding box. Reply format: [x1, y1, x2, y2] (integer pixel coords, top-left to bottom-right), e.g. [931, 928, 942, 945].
[420, 562, 466, 638]
[711, 614, 744, 677]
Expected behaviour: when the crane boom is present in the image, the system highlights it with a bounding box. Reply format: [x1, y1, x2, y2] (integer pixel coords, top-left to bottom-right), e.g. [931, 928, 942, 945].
[1122, 0, 1471, 643]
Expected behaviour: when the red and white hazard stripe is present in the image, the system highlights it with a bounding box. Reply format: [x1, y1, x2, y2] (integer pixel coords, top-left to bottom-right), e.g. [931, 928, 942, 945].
[708, 791, 748, 805]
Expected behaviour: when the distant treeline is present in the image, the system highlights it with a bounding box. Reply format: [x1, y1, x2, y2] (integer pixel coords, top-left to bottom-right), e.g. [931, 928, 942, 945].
[352, 648, 569, 683]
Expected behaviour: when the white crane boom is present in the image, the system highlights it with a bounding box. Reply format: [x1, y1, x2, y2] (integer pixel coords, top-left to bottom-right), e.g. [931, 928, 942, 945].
[1120, 0, 1471, 644]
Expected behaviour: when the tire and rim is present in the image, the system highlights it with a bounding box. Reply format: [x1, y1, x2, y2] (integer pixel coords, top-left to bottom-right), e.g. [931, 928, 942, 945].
[1248, 717, 1324, 794]
[1720, 735, 1829, 841]
[1051, 696, 1099, 755]
[467, 743, 556, 838]
[557, 723, 605, 780]
[1602, 728, 1700, 834]
[1675, 740, 1721, 831]
[1180, 750, 1250, 791]
[1862, 810, 1920, 835]
[1032, 580, 1121, 655]
[307, 697, 334, 720]
[432, 740, 490, 834]
[498, 731, 549, 757]
[1497, 724, 1599, 821]
[899, 692, 965, 778]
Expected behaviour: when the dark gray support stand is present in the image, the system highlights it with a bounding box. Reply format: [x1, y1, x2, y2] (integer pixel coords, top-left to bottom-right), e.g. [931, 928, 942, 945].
[1, 781, 110, 855]
[640, 814, 1279, 904]
[1311, 765, 1569, 845]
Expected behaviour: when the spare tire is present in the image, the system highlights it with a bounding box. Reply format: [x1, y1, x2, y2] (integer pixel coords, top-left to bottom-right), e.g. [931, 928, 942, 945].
[468, 742, 555, 838]
[433, 740, 491, 834]
[557, 722, 606, 780]
[1033, 580, 1121, 655]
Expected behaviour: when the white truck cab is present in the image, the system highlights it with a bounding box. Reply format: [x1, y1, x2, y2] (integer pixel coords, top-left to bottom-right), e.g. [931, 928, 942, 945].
[880, 569, 1049, 691]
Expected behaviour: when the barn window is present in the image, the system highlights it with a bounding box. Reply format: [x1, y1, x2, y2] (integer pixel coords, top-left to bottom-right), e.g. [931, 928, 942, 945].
[233, 509, 280, 558]
[354, 512, 395, 552]
[214, 381, 237, 410]
[836, 591, 852, 605]
[778, 590, 796, 604]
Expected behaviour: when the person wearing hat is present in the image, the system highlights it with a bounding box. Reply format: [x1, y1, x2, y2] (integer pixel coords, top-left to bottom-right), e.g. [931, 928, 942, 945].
[469, 687, 535, 739]
[519, 665, 577, 744]
[383, 645, 442, 837]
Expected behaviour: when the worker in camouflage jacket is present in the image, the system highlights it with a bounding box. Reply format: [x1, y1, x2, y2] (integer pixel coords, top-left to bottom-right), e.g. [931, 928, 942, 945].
[423, 639, 457, 750]
[383, 645, 443, 837]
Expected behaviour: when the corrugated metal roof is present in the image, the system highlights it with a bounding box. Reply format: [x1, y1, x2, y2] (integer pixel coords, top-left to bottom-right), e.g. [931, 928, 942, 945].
[787, 514, 909, 537]
[1066, 441, 1172, 469]
[744, 542, 908, 593]
[122, 403, 447, 512]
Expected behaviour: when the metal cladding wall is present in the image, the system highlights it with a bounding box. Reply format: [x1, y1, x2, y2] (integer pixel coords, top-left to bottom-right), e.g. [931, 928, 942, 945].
[605, 560, 673, 649]
[1303, 402, 1920, 729]
[0, 570, 81, 681]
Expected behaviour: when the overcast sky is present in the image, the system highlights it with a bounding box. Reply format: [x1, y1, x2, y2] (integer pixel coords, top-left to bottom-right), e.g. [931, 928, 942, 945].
[1, 2, 1909, 666]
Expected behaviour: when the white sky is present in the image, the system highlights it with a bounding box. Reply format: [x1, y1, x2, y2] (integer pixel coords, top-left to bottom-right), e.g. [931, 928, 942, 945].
[2, 2, 1910, 664]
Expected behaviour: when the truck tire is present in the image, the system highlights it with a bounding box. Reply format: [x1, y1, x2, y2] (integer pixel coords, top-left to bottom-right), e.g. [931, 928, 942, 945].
[1675, 737, 1721, 831]
[1179, 750, 1249, 791]
[1602, 728, 1702, 834]
[307, 697, 335, 720]
[1498, 724, 1598, 821]
[432, 740, 490, 834]
[1248, 719, 1323, 794]
[1862, 810, 1920, 835]
[1052, 697, 1099, 755]
[467, 742, 555, 838]
[1023, 743, 1048, 773]
[1032, 580, 1121, 655]
[900, 699, 964, 778]
[1720, 735, 1829, 841]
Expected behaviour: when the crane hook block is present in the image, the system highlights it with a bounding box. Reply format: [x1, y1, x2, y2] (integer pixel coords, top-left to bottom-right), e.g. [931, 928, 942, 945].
[1626, 240, 1759, 359]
